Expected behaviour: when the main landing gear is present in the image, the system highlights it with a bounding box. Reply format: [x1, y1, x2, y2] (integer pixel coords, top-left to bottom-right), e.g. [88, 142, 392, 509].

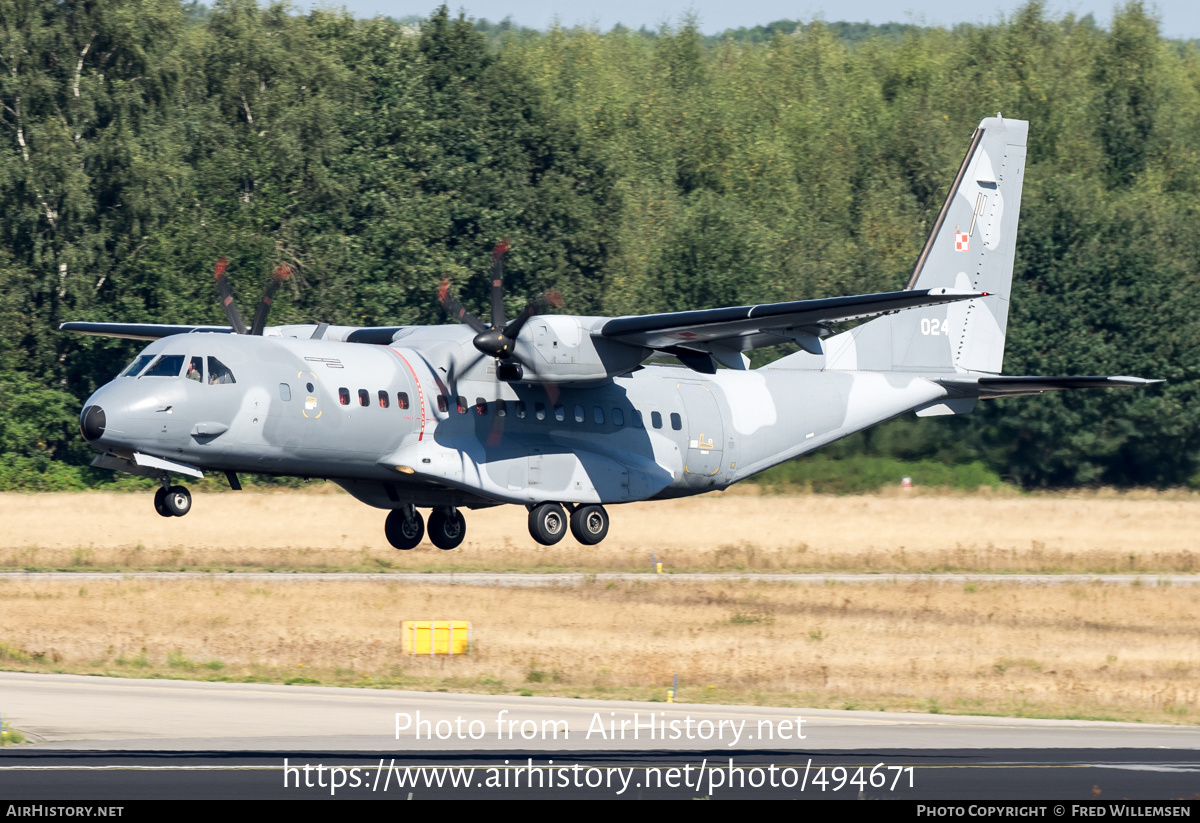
[383, 502, 611, 550]
[153, 479, 192, 518]
[385, 505, 465, 551]
[528, 502, 610, 546]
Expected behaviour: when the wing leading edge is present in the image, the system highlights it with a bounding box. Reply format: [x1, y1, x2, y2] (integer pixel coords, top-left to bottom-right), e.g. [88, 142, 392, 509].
[60, 322, 234, 341]
[599, 288, 988, 365]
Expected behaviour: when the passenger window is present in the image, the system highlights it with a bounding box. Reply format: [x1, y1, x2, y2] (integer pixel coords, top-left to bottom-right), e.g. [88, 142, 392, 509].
[495, 399, 507, 417]
[397, 392, 409, 410]
[186, 357, 203, 383]
[437, 395, 449, 413]
[475, 397, 488, 415]
[633, 410, 644, 428]
[535, 402, 546, 421]
[554, 404, 565, 422]
[613, 408, 624, 426]
[516, 401, 527, 419]
[358, 389, 369, 407]
[574, 404, 585, 423]
[339, 388, 350, 406]
[279, 383, 292, 401]
[207, 357, 236, 384]
[378, 390, 389, 409]
[671, 412, 682, 431]
[119, 354, 155, 378]
[651, 411, 662, 429]
[593, 406, 604, 425]
[456, 396, 467, 414]
[143, 354, 185, 378]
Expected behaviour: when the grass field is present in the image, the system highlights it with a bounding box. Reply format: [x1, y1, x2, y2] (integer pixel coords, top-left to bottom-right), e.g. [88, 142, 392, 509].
[2, 489, 1198, 574]
[1, 576, 1196, 724]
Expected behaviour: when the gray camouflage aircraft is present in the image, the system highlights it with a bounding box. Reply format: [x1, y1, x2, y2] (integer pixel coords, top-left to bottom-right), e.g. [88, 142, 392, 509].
[64, 116, 1156, 549]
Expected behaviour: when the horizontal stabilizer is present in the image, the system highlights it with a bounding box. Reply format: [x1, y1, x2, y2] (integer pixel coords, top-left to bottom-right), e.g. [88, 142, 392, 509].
[60, 322, 233, 340]
[937, 375, 1161, 399]
[600, 288, 986, 353]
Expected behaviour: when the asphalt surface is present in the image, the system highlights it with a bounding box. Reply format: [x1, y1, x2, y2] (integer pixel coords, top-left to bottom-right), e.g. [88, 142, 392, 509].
[2, 672, 1199, 800]
[3, 572, 1198, 586]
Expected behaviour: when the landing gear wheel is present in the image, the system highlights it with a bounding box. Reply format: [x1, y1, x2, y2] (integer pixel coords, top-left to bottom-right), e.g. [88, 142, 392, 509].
[528, 502, 568, 546]
[164, 485, 192, 517]
[385, 508, 424, 550]
[153, 487, 173, 518]
[570, 504, 609, 545]
[427, 508, 466, 551]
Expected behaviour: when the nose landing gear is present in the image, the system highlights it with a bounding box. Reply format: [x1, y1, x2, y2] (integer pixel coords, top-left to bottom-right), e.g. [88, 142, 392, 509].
[153, 479, 192, 517]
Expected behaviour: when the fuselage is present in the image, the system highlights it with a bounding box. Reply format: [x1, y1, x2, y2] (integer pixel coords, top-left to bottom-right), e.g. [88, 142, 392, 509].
[79, 326, 949, 509]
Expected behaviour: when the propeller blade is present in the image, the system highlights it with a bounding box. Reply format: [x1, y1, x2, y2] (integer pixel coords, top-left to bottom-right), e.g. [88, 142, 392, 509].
[213, 256, 248, 336]
[490, 239, 509, 330]
[503, 290, 563, 340]
[439, 279, 488, 333]
[249, 263, 292, 336]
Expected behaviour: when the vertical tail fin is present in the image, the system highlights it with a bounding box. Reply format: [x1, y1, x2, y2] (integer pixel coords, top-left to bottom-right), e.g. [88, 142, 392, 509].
[819, 117, 1028, 375]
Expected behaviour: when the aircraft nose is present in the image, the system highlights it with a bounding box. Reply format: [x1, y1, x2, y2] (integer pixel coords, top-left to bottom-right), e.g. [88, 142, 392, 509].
[80, 405, 106, 442]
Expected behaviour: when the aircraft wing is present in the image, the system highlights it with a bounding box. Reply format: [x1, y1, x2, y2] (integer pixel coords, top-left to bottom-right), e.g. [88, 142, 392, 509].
[598, 288, 987, 368]
[936, 375, 1162, 399]
[60, 322, 234, 341]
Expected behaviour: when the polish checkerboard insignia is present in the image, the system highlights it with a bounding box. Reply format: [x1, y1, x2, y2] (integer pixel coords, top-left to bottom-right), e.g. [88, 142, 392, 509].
[954, 231, 969, 252]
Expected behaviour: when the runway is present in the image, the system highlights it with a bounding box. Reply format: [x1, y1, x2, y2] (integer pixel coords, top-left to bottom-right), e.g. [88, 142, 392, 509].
[3, 572, 1198, 586]
[2, 673, 1198, 800]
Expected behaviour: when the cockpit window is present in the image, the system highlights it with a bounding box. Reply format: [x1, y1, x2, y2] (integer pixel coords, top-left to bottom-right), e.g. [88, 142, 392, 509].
[119, 354, 155, 378]
[142, 355, 185, 378]
[186, 357, 203, 382]
[207, 357, 236, 384]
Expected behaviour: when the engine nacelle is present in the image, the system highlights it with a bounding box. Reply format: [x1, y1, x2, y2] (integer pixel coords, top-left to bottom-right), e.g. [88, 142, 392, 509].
[510, 316, 647, 383]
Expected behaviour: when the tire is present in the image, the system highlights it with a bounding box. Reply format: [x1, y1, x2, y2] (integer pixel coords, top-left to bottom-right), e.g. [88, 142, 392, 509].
[570, 504, 609, 545]
[153, 487, 173, 518]
[528, 502, 567, 546]
[164, 485, 192, 517]
[385, 508, 424, 550]
[427, 509, 466, 551]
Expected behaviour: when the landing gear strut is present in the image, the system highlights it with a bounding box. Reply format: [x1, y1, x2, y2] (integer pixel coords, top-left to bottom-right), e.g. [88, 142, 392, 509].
[427, 507, 466, 550]
[154, 477, 191, 517]
[385, 505, 424, 550]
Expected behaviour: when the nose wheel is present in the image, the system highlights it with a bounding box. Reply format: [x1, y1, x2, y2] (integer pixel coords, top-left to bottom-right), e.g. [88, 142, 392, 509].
[385, 506, 425, 550]
[154, 484, 192, 517]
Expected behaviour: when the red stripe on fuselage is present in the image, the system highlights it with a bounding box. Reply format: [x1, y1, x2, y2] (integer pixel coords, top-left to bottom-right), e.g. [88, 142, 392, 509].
[389, 348, 427, 442]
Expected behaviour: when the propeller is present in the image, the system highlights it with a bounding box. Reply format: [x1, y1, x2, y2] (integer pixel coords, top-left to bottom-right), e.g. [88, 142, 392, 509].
[213, 257, 292, 336]
[439, 240, 562, 374]
[250, 263, 292, 336]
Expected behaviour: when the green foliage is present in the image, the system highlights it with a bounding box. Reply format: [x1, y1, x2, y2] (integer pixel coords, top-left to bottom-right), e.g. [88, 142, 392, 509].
[0, 2, 1196, 489]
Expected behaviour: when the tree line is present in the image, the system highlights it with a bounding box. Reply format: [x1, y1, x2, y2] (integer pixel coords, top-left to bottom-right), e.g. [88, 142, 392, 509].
[0, 0, 1196, 490]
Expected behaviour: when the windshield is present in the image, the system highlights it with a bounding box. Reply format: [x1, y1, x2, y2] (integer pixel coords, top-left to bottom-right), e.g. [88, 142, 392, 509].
[118, 354, 155, 378]
[141, 354, 186, 378]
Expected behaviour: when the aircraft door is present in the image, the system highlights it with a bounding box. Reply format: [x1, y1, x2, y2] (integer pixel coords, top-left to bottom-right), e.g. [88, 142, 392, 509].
[678, 383, 724, 480]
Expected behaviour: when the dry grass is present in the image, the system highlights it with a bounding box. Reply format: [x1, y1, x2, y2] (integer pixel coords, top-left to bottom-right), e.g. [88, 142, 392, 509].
[2, 491, 1199, 573]
[1, 577, 1197, 724]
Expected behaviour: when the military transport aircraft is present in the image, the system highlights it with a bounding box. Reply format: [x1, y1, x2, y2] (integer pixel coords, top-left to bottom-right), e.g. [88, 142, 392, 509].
[63, 116, 1156, 550]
